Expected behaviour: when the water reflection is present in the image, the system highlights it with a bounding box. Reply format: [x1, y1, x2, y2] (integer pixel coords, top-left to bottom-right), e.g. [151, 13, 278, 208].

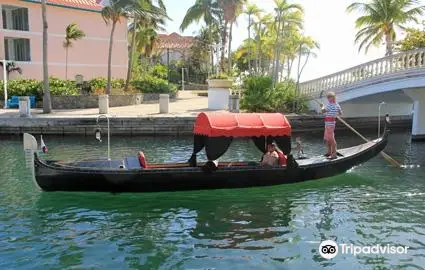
[0, 133, 425, 269]
[26, 175, 366, 269]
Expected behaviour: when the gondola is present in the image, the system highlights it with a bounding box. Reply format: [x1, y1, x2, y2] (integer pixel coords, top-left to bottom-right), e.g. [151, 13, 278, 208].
[23, 112, 388, 192]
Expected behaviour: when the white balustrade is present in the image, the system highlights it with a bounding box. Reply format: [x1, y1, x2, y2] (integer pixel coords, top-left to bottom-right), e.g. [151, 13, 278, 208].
[299, 48, 425, 97]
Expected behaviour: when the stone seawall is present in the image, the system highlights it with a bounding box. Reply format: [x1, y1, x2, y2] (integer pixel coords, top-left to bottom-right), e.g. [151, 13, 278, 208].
[0, 115, 412, 136]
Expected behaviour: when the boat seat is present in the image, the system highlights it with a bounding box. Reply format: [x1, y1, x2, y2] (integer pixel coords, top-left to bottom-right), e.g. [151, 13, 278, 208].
[124, 156, 142, 169]
[277, 151, 287, 166]
[137, 151, 148, 168]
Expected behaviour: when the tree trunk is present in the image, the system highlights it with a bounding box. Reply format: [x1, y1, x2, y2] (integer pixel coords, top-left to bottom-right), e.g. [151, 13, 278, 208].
[41, 0, 51, 113]
[247, 13, 251, 73]
[287, 57, 293, 79]
[255, 24, 260, 74]
[257, 27, 262, 75]
[294, 49, 310, 112]
[385, 33, 393, 56]
[65, 47, 68, 80]
[124, 21, 138, 91]
[274, 20, 285, 85]
[293, 45, 303, 112]
[210, 48, 214, 75]
[227, 22, 233, 73]
[220, 20, 228, 73]
[106, 21, 117, 95]
[272, 15, 282, 83]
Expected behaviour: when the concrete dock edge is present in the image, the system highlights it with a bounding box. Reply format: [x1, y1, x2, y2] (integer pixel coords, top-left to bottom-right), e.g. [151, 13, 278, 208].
[0, 115, 412, 136]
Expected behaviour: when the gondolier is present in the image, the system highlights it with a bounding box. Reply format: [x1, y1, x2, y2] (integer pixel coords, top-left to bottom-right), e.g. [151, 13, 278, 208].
[321, 92, 343, 159]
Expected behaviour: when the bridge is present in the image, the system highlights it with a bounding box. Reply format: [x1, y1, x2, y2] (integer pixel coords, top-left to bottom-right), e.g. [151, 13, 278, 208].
[299, 48, 425, 141]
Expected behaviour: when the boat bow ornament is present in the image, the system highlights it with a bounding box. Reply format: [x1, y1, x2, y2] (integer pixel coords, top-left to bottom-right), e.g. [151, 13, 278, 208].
[299, 48, 425, 97]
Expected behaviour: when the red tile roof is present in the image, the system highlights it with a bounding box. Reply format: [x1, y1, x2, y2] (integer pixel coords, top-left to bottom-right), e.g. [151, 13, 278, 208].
[23, 0, 103, 12]
[156, 32, 195, 49]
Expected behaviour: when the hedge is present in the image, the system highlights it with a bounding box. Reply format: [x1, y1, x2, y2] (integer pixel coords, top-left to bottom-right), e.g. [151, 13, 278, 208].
[0, 76, 177, 100]
[131, 75, 177, 94]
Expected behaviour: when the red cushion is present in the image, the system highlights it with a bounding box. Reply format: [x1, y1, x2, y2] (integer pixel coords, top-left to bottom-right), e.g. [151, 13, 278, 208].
[277, 151, 287, 166]
[138, 151, 148, 168]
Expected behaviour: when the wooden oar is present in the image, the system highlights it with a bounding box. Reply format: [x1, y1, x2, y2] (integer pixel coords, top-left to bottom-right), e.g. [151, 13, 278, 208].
[311, 97, 401, 167]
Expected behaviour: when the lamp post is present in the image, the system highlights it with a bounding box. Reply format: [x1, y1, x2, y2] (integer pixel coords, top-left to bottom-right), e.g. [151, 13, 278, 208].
[167, 47, 170, 85]
[181, 67, 185, 91]
[96, 114, 111, 161]
[1, 59, 11, 109]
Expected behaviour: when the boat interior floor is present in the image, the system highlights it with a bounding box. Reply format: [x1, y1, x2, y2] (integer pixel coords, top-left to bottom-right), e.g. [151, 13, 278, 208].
[47, 139, 379, 170]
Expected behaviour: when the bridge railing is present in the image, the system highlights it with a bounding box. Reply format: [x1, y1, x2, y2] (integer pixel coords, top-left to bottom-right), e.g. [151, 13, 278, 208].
[299, 48, 425, 96]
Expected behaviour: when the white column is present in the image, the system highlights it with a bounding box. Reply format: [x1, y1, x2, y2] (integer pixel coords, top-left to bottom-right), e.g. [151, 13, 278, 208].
[159, 94, 169, 113]
[2, 60, 7, 108]
[404, 88, 425, 141]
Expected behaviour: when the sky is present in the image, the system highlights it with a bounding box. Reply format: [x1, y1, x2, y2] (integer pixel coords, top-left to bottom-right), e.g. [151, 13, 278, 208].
[161, 0, 424, 81]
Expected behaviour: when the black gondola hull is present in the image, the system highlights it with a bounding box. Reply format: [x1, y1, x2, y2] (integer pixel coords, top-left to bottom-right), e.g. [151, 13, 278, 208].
[32, 133, 388, 193]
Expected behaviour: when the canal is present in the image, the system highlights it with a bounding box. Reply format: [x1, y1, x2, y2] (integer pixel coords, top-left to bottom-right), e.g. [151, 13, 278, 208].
[0, 131, 424, 269]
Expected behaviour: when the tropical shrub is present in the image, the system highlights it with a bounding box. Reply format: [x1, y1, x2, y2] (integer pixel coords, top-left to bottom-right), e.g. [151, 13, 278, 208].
[0, 79, 42, 100]
[151, 64, 168, 80]
[240, 75, 308, 113]
[49, 77, 79, 96]
[131, 75, 177, 94]
[89, 77, 125, 92]
[275, 80, 309, 113]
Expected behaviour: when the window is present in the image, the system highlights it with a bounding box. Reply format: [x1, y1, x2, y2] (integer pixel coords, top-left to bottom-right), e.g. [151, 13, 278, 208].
[4, 37, 31, 61]
[2, 5, 29, 31]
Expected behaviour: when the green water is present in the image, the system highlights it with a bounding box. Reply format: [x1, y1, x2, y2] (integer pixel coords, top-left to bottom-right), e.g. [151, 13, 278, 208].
[0, 132, 424, 269]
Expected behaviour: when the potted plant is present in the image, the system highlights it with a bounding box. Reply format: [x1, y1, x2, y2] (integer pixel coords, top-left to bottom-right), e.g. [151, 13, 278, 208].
[207, 74, 233, 110]
[207, 73, 233, 88]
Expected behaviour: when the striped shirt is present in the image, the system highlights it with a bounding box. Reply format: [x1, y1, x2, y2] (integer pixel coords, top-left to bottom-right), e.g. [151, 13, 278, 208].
[325, 102, 342, 126]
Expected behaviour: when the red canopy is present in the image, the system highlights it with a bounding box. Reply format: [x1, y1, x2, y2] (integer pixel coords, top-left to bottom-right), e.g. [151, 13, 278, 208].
[193, 112, 292, 137]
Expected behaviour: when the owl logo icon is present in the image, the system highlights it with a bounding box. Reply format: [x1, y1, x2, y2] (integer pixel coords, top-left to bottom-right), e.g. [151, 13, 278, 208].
[319, 240, 338, 259]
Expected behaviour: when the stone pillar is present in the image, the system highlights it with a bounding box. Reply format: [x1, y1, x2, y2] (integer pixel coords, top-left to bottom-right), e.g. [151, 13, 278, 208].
[159, 94, 169, 113]
[207, 79, 232, 110]
[99, 94, 109, 114]
[404, 88, 425, 141]
[19, 96, 31, 117]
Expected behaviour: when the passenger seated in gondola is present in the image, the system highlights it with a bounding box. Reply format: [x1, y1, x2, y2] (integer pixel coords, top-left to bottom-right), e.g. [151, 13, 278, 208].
[261, 143, 282, 167]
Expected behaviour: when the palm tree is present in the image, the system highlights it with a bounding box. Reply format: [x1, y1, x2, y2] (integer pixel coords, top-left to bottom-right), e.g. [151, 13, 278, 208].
[347, 0, 425, 56]
[294, 36, 319, 110]
[244, 4, 262, 73]
[253, 14, 272, 74]
[101, 0, 128, 94]
[279, 10, 304, 79]
[218, 0, 246, 73]
[271, 0, 303, 84]
[135, 26, 160, 57]
[63, 23, 85, 80]
[226, 0, 247, 73]
[180, 0, 221, 73]
[0, 62, 22, 79]
[124, 0, 167, 91]
[180, 0, 219, 31]
[181, 0, 246, 73]
[41, 0, 51, 113]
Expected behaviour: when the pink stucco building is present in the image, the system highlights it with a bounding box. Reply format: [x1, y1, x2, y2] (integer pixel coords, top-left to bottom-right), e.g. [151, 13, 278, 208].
[0, 0, 128, 80]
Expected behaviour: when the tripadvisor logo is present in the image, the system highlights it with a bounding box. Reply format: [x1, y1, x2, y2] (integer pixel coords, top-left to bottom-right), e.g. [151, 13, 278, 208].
[318, 240, 409, 259]
[319, 240, 338, 259]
